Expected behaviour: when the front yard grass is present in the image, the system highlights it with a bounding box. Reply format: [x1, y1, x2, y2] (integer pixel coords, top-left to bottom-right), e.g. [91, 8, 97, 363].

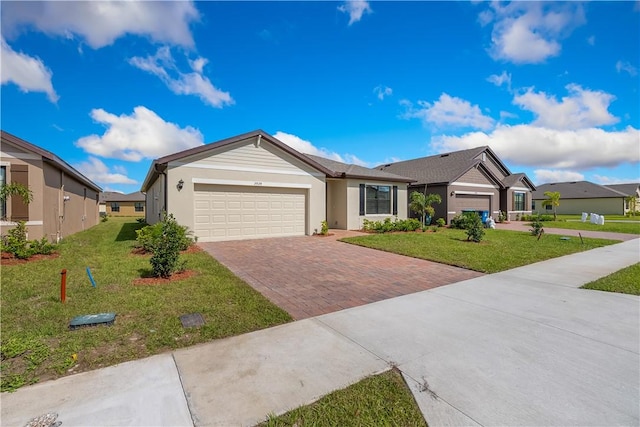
[260, 368, 426, 427]
[341, 228, 620, 273]
[0, 217, 292, 392]
[581, 263, 640, 295]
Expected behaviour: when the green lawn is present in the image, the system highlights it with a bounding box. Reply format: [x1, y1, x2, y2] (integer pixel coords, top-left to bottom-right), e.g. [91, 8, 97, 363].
[341, 228, 619, 273]
[533, 220, 640, 234]
[581, 263, 640, 295]
[260, 369, 426, 427]
[0, 218, 292, 392]
[555, 214, 638, 221]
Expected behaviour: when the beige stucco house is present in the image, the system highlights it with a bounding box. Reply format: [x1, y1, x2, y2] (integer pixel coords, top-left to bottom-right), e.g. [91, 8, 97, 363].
[377, 146, 536, 223]
[141, 130, 413, 242]
[532, 181, 640, 215]
[99, 191, 145, 217]
[1, 130, 102, 241]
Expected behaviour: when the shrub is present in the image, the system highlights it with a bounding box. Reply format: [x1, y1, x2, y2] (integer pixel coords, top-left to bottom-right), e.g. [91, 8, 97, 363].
[149, 213, 188, 278]
[2, 222, 32, 259]
[320, 220, 329, 235]
[362, 217, 422, 233]
[136, 217, 194, 253]
[436, 218, 446, 227]
[101, 215, 109, 222]
[29, 237, 56, 255]
[522, 214, 554, 222]
[529, 215, 544, 237]
[497, 211, 507, 223]
[450, 213, 474, 230]
[465, 214, 485, 243]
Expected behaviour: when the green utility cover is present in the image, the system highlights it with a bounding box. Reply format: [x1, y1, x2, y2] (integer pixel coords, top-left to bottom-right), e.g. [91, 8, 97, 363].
[69, 313, 116, 330]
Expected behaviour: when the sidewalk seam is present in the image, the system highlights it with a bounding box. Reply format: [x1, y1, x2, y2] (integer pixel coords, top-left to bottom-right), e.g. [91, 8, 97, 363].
[171, 353, 196, 427]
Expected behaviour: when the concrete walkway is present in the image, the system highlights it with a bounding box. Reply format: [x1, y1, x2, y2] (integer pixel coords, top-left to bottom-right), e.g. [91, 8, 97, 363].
[2, 239, 639, 426]
[496, 221, 638, 241]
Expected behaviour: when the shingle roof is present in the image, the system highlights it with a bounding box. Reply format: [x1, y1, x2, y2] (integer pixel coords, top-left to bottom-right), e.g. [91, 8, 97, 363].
[1, 130, 102, 192]
[375, 146, 491, 185]
[532, 181, 628, 199]
[604, 183, 640, 196]
[100, 191, 145, 203]
[304, 154, 414, 182]
[502, 172, 536, 190]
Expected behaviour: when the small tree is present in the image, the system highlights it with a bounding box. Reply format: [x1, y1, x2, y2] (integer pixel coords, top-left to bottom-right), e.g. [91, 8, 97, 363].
[409, 191, 442, 226]
[465, 214, 485, 242]
[625, 195, 637, 216]
[541, 191, 561, 221]
[149, 213, 187, 278]
[0, 183, 33, 220]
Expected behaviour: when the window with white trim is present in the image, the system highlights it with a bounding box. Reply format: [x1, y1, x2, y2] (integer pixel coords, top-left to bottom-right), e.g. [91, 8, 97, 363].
[366, 185, 391, 214]
[110, 202, 120, 212]
[135, 202, 144, 212]
[513, 192, 525, 211]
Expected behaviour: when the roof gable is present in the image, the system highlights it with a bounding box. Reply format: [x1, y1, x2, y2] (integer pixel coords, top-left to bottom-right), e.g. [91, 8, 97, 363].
[305, 154, 414, 183]
[604, 183, 640, 196]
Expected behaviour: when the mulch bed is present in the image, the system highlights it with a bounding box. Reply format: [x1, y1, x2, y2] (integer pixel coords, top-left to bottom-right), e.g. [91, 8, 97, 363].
[132, 269, 198, 285]
[1, 252, 60, 266]
[131, 245, 203, 256]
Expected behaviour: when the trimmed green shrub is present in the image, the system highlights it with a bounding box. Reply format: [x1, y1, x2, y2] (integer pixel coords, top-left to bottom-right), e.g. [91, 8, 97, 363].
[529, 215, 544, 236]
[149, 213, 188, 278]
[136, 216, 195, 253]
[362, 217, 422, 233]
[0, 221, 58, 259]
[465, 214, 485, 242]
[436, 218, 446, 227]
[320, 220, 329, 235]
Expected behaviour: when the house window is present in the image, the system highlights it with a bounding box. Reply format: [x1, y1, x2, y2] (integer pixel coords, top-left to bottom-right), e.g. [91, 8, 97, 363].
[135, 202, 144, 212]
[545, 204, 552, 211]
[513, 192, 525, 211]
[110, 202, 120, 212]
[0, 166, 6, 219]
[366, 185, 391, 214]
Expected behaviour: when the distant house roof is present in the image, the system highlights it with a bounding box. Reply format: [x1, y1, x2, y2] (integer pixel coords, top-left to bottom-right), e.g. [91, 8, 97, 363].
[100, 191, 145, 203]
[604, 183, 640, 197]
[532, 181, 629, 200]
[304, 154, 414, 183]
[1, 130, 102, 192]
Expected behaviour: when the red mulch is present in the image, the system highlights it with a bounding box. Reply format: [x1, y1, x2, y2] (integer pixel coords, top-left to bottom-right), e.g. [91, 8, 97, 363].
[132, 269, 198, 286]
[1, 251, 60, 265]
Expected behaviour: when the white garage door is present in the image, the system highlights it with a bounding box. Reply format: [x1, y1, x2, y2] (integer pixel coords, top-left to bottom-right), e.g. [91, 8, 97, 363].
[194, 184, 306, 242]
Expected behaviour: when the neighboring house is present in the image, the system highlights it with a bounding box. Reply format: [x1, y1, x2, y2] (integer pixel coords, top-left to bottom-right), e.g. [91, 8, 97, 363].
[141, 130, 412, 242]
[377, 146, 535, 223]
[532, 181, 640, 215]
[99, 191, 146, 217]
[1, 130, 102, 241]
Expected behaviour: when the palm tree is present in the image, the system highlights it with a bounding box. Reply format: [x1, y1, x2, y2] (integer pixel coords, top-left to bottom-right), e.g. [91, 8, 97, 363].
[541, 191, 561, 221]
[409, 191, 442, 226]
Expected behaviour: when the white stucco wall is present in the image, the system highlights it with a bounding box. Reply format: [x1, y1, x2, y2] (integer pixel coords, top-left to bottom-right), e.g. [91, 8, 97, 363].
[345, 179, 408, 230]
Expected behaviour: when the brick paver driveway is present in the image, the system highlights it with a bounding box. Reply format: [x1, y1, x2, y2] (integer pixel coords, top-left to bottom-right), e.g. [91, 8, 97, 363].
[199, 231, 483, 319]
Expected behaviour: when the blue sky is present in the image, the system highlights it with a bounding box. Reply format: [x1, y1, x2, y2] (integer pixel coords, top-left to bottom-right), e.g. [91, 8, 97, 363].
[1, 1, 638, 193]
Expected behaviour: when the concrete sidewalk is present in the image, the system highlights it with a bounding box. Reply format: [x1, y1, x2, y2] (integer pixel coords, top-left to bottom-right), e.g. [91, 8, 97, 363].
[2, 239, 639, 426]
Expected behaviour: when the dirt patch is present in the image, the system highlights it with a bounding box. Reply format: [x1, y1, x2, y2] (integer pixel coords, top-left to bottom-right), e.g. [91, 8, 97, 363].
[130, 245, 203, 256]
[132, 269, 198, 286]
[1, 252, 60, 266]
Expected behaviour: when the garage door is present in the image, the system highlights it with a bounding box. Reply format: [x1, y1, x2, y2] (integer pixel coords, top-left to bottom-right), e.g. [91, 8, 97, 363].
[194, 184, 306, 242]
[455, 194, 491, 211]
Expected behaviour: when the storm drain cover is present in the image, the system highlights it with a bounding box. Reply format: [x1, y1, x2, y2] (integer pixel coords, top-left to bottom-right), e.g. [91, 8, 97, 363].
[180, 313, 205, 328]
[69, 313, 116, 330]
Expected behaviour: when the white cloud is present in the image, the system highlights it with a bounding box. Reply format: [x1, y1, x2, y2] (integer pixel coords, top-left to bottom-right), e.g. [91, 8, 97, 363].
[0, 37, 58, 102]
[592, 175, 640, 185]
[273, 131, 370, 167]
[587, 35, 595, 46]
[616, 60, 638, 77]
[1, 1, 199, 49]
[373, 85, 392, 101]
[338, 1, 372, 25]
[485, 2, 585, 64]
[402, 93, 494, 130]
[533, 169, 584, 184]
[432, 125, 640, 170]
[487, 71, 511, 90]
[74, 157, 138, 185]
[513, 84, 618, 130]
[129, 47, 233, 108]
[76, 106, 204, 161]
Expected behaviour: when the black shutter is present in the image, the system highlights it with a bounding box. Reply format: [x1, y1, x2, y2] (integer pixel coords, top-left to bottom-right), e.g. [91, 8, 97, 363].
[359, 184, 365, 215]
[392, 186, 398, 215]
[10, 164, 29, 221]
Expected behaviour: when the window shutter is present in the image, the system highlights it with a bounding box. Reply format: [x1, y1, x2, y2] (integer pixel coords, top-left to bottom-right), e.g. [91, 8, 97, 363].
[10, 164, 29, 221]
[392, 186, 398, 215]
[359, 184, 365, 215]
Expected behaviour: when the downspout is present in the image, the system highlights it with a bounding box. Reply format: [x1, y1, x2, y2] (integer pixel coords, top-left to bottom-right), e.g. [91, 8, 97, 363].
[154, 163, 168, 220]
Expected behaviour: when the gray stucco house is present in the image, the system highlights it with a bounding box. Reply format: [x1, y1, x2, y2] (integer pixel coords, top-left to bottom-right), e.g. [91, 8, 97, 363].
[377, 146, 536, 223]
[532, 181, 640, 215]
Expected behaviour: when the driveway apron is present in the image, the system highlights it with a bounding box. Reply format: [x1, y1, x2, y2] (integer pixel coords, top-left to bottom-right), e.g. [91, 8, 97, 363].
[199, 231, 483, 319]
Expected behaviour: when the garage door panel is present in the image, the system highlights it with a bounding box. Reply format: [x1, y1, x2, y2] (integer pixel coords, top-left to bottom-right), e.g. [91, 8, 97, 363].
[194, 185, 306, 242]
[455, 194, 491, 211]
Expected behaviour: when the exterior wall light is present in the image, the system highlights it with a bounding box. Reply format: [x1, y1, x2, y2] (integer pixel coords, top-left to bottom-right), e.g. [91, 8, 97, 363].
[177, 179, 184, 191]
